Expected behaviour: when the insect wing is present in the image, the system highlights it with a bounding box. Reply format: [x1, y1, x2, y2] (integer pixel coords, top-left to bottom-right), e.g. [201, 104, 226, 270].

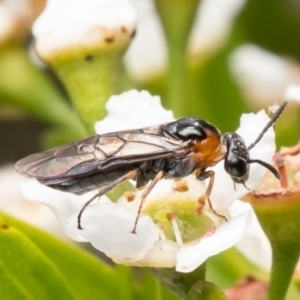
[15, 135, 100, 179]
[15, 126, 188, 180]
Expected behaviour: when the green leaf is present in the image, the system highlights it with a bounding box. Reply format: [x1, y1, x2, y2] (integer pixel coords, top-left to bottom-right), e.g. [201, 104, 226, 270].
[0, 222, 76, 300]
[0, 213, 178, 300]
[0, 213, 130, 299]
[186, 280, 227, 300]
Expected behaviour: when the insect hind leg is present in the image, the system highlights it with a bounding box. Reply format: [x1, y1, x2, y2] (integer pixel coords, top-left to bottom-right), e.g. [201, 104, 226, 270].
[77, 169, 139, 230]
[131, 170, 164, 234]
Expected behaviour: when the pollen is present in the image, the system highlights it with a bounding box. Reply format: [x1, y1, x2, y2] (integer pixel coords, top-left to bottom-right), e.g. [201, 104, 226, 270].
[174, 179, 189, 192]
[196, 194, 206, 214]
[123, 191, 135, 202]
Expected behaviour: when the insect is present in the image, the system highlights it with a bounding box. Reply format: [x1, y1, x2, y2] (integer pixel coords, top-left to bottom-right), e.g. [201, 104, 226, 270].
[15, 101, 287, 233]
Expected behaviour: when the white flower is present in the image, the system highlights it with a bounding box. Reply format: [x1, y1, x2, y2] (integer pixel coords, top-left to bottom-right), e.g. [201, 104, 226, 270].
[19, 90, 276, 273]
[32, 0, 137, 61]
[229, 44, 300, 105]
[125, 0, 245, 81]
[285, 84, 300, 104]
[230, 201, 272, 271]
[94, 90, 174, 133]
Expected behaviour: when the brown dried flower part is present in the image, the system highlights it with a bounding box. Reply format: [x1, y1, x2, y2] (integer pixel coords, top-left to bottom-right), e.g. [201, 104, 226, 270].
[243, 144, 300, 204]
[225, 276, 268, 300]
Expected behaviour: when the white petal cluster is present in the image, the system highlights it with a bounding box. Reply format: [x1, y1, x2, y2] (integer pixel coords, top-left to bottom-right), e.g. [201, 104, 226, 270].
[229, 44, 294, 104]
[32, 0, 137, 61]
[19, 90, 276, 273]
[95, 90, 174, 133]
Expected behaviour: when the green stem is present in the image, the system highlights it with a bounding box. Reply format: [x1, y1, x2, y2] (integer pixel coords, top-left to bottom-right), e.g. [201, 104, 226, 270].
[154, 0, 201, 116]
[268, 242, 300, 300]
[167, 40, 187, 116]
[151, 264, 206, 299]
[247, 192, 300, 300]
[52, 50, 124, 134]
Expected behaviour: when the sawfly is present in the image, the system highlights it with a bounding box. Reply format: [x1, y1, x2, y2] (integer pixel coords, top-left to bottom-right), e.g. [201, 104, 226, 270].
[16, 101, 287, 233]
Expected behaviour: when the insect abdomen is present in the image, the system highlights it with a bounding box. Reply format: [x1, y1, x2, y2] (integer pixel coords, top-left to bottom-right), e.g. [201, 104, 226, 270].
[42, 167, 135, 194]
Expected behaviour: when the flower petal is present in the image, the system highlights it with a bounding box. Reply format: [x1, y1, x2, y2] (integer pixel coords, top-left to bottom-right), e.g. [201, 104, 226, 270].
[123, 239, 180, 268]
[176, 210, 253, 273]
[230, 201, 272, 271]
[285, 84, 300, 104]
[19, 179, 98, 242]
[211, 109, 276, 208]
[95, 90, 174, 134]
[80, 201, 160, 262]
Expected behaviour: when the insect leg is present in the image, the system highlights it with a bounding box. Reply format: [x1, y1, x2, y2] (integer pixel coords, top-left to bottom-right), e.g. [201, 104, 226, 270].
[196, 171, 227, 221]
[78, 169, 139, 230]
[131, 170, 164, 234]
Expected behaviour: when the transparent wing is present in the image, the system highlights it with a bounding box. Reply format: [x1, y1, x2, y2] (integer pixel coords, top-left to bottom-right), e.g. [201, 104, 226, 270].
[15, 126, 189, 180]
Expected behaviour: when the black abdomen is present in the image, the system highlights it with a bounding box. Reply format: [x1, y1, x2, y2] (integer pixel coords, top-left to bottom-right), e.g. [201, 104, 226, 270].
[42, 167, 135, 194]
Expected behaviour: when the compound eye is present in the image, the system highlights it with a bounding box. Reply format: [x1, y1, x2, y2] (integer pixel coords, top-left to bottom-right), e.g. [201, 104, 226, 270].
[225, 157, 249, 182]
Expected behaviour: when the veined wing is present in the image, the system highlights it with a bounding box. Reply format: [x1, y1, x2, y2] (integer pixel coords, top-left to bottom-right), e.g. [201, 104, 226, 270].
[15, 125, 190, 179]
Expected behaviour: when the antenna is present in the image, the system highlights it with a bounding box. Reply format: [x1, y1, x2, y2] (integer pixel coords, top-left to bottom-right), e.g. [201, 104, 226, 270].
[248, 101, 287, 151]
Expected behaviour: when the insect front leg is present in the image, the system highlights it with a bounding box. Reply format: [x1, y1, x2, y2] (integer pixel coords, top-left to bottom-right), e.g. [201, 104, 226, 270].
[196, 170, 227, 221]
[78, 169, 139, 230]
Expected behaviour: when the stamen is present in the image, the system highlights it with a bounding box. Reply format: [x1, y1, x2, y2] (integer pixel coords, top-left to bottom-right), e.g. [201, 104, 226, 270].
[159, 227, 167, 240]
[204, 210, 223, 228]
[278, 164, 288, 188]
[167, 212, 183, 246]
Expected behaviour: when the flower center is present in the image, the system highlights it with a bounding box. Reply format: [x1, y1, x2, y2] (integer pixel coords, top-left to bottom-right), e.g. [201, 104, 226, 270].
[143, 195, 214, 244]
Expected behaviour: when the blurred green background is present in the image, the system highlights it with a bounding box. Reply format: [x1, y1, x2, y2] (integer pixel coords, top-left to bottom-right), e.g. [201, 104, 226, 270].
[1, 1, 300, 299]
